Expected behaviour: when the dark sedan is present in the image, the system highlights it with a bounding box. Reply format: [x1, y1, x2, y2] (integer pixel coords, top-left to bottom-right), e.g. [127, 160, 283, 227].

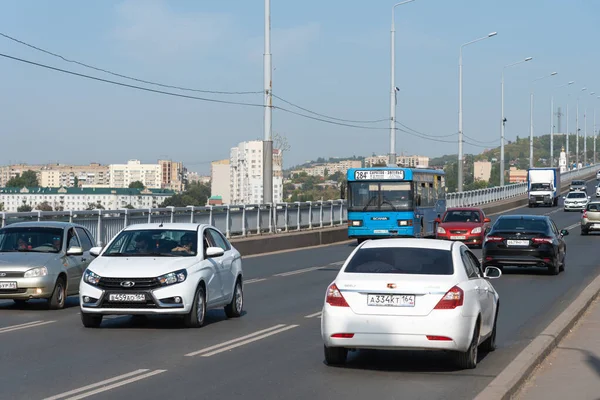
[482, 215, 568, 275]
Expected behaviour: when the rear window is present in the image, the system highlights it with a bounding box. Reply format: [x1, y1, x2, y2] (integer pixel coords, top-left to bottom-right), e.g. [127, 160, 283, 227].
[494, 218, 548, 232]
[587, 203, 600, 211]
[344, 247, 453, 275]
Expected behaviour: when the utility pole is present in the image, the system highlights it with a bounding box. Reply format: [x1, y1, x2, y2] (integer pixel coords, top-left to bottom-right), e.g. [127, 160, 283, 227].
[262, 0, 273, 205]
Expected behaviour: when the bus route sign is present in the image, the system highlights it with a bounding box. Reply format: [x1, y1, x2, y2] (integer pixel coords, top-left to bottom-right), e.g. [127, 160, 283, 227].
[353, 170, 405, 180]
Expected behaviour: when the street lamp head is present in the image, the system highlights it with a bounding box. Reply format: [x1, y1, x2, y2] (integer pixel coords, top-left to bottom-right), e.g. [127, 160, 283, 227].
[525, 57, 533, 61]
[550, 72, 558, 76]
[568, 81, 575, 85]
[488, 32, 498, 37]
[582, 87, 587, 91]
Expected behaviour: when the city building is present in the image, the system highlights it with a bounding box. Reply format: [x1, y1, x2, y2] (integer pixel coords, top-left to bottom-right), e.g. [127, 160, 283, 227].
[364, 155, 429, 168]
[40, 163, 110, 188]
[0, 187, 175, 212]
[508, 167, 527, 183]
[473, 161, 492, 182]
[291, 160, 362, 177]
[229, 140, 283, 204]
[187, 172, 210, 185]
[0, 164, 45, 187]
[109, 160, 162, 189]
[210, 159, 231, 205]
[159, 160, 186, 192]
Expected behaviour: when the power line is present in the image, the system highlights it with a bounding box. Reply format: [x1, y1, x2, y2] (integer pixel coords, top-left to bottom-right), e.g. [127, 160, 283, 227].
[0, 52, 266, 108]
[395, 121, 458, 138]
[0, 31, 263, 96]
[463, 133, 500, 144]
[271, 94, 388, 124]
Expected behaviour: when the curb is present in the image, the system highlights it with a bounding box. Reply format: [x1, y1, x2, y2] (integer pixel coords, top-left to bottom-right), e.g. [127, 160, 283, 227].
[473, 272, 600, 400]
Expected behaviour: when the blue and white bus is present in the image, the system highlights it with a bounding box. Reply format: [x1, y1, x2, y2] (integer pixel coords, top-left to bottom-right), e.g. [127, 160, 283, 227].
[346, 167, 446, 242]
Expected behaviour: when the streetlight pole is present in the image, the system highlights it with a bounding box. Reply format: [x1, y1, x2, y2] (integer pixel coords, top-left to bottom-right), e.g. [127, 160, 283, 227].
[501, 57, 533, 186]
[577, 88, 586, 168]
[458, 31, 497, 192]
[588, 92, 596, 166]
[262, 0, 273, 205]
[530, 72, 558, 168]
[389, 0, 415, 167]
[595, 96, 600, 165]
[550, 81, 574, 167]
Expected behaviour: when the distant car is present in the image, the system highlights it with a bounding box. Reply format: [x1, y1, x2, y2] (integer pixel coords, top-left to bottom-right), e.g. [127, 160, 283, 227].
[569, 180, 587, 192]
[435, 208, 491, 248]
[79, 223, 244, 328]
[321, 238, 501, 370]
[596, 170, 600, 181]
[482, 215, 568, 275]
[563, 191, 590, 211]
[0, 221, 96, 309]
[596, 183, 600, 198]
[580, 202, 600, 235]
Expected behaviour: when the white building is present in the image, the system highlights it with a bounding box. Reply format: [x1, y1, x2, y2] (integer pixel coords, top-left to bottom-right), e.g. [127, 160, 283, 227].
[109, 160, 162, 189]
[229, 140, 283, 204]
[210, 159, 231, 204]
[0, 187, 175, 212]
[364, 155, 429, 168]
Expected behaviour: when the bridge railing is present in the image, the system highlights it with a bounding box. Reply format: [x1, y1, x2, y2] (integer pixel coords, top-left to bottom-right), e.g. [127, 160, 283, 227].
[0, 164, 596, 245]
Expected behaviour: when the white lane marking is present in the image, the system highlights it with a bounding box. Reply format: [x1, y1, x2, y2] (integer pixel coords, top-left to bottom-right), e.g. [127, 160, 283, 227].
[304, 311, 322, 319]
[565, 223, 579, 230]
[0, 320, 55, 334]
[42, 369, 166, 400]
[329, 261, 344, 266]
[244, 278, 267, 284]
[185, 324, 287, 357]
[200, 324, 299, 357]
[274, 266, 324, 277]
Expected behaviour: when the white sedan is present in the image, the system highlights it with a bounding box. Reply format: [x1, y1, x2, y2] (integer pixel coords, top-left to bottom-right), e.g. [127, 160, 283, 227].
[79, 223, 244, 328]
[321, 238, 501, 369]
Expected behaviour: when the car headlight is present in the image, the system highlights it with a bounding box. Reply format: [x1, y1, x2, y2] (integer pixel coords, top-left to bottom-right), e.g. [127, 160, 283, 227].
[471, 227, 482, 234]
[84, 269, 101, 286]
[437, 226, 446, 234]
[157, 269, 187, 286]
[24, 267, 48, 278]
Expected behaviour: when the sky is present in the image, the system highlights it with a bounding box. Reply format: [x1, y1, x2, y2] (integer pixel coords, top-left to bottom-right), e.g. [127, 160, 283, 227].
[0, 0, 599, 174]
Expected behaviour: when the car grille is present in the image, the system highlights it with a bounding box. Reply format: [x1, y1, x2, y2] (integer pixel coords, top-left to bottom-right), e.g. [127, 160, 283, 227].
[534, 195, 545, 201]
[96, 277, 161, 290]
[0, 288, 27, 294]
[0, 272, 25, 278]
[450, 230, 468, 234]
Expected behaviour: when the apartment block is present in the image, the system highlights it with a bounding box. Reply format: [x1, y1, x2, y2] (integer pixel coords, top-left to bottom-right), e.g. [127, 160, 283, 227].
[0, 164, 45, 187]
[364, 155, 430, 168]
[473, 161, 492, 182]
[159, 160, 185, 192]
[210, 159, 231, 205]
[40, 163, 109, 188]
[109, 160, 162, 189]
[291, 160, 362, 177]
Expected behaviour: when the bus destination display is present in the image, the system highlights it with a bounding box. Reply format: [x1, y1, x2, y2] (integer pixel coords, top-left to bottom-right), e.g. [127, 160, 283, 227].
[353, 170, 405, 180]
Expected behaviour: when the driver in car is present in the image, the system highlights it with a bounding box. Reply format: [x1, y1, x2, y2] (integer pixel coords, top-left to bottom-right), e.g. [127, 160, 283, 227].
[172, 233, 195, 254]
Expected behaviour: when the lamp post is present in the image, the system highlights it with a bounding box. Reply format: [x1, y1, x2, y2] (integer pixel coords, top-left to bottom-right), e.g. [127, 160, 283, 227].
[458, 32, 497, 191]
[389, 0, 416, 167]
[550, 81, 574, 167]
[585, 92, 595, 166]
[595, 96, 600, 164]
[500, 56, 533, 186]
[530, 72, 558, 168]
[565, 84, 576, 169]
[576, 88, 587, 168]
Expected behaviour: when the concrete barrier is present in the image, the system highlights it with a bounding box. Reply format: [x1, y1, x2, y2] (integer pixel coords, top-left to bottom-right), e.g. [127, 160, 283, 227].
[232, 171, 599, 257]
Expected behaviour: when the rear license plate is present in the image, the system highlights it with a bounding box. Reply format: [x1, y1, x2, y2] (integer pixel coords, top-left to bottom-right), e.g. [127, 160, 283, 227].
[507, 240, 529, 246]
[108, 293, 146, 302]
[450, 236, 466, 240]
[367, 294, 415, 307]
[0, 281, 17, 290]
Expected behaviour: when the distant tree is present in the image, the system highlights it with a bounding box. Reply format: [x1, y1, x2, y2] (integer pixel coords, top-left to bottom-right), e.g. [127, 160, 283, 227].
[0, 202, 4, 211]
[123, 204, 135, 209]
[160, 182, 210, 207]
[86, 201, 105, 210]
[36, 201, 53, 212]
[73, 177, 79, 187]
[17, 204, 32, 212]
[129, 181, 145, 189]
[7, 170, 39, 187]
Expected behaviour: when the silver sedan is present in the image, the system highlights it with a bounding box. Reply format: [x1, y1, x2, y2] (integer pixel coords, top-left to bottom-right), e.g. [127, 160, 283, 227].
[0, 221, 96, 309]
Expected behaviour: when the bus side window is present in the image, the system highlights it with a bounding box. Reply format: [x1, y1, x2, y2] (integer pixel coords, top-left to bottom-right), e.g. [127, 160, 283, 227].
[429, 183, 436, 205]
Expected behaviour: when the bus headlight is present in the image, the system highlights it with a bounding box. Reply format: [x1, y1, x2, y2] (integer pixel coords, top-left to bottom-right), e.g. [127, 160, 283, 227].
[348, 220, 362, 227]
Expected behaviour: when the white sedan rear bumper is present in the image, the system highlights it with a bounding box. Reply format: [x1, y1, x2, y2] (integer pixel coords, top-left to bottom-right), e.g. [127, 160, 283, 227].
[321, 304, 477, 352]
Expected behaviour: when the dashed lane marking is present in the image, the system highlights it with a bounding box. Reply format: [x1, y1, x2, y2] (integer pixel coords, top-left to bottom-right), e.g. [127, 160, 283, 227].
[0, 320, 55, 334]
[304, 311, 322, 319]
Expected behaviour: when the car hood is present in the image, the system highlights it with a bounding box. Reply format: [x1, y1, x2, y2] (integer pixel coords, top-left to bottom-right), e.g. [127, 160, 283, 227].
[439, 221, 482, 229]
[565, 197, 587, 202]
[88, 256, 199, 278]
[0, 252, 60, 271]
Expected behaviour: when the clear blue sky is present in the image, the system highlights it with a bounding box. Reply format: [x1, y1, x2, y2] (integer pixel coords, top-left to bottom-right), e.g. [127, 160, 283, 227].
[0, 0, 598, 174]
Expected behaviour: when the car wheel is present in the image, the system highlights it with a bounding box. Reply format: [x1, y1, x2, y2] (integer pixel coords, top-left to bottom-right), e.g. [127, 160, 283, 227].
[581, 228, 588, 235]
[224, 279, 243, 318]
[548, 257, 560, 275]
[47, 277, 66, 310]
[184, 284, 206, 328]
[481, 304, 498, 353]
[454, 321, 479, 369]
[324, 345, 348, 366]
[81, 312, 103, 328]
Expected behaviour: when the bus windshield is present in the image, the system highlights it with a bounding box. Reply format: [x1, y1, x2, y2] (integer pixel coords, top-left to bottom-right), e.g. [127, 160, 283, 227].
[348, 181, 413, 211]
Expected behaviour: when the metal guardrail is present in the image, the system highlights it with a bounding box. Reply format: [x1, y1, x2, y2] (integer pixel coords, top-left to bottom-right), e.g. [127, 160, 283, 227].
[0, 164, 597, 246]
[445, 164, 600, 208]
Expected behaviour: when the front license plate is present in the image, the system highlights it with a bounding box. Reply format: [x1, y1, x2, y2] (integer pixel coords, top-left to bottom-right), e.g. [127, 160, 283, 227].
[593, 224, 600, 228]
[507, 240, 529, 246]
[450, 236, 466, 240]
[367, 294, 415, 307]
[0, 281, 17, 290]
[108, 293, 146, 302]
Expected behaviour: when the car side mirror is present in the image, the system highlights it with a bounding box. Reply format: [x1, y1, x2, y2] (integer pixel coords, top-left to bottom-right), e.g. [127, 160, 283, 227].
[66, 246, 84, 256]
[205, 246, 225, 258]
[89, 247, 102, 257]
[484, 266, 502, 279]
[484, 218, 491, 223]
[562, 196, 566, 199]
[560, 229, 569, 236]
[588, 196, 591, 200]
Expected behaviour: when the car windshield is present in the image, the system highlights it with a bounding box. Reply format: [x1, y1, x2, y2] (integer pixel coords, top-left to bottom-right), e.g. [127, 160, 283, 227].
[344, 247, 453, 275]
[103, 229, 198, 257]
[572, 181, 584, 185]
[348, 181, 413, 211]
[443, 210, 481, 223]
[567, 192, 586, 199]
[587, 203, 600, 211]
[531, 183, 551, 190]
[493, 218, 548, 232]
[0, 227, 64, 253]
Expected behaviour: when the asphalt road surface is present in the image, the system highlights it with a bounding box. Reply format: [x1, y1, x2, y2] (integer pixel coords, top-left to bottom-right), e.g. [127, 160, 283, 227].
[2, 181, 600, 400]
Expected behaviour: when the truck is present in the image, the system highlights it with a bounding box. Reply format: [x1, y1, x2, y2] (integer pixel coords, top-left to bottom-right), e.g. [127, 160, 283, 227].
[527, 167, 561, 207]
